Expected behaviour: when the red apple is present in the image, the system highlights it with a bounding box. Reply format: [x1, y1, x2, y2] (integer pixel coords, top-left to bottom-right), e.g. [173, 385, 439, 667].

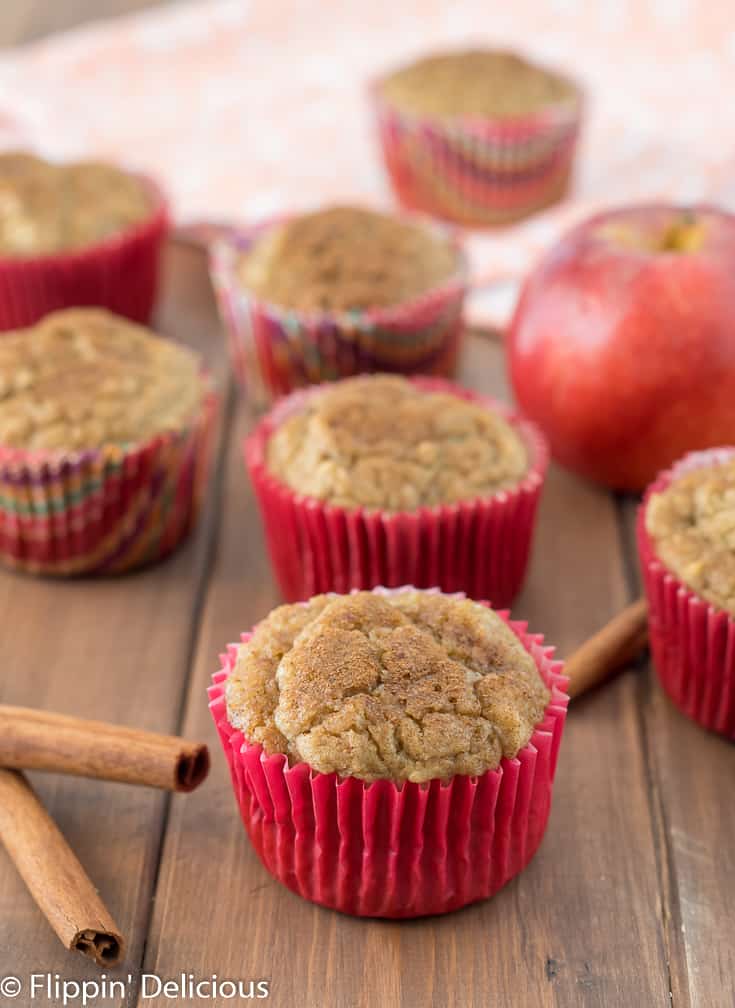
[508, 204, 735, 491]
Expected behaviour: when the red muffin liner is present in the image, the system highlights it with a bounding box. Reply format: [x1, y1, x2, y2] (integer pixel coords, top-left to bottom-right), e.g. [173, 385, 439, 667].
[0, 385, 217, 576]
[210, 215, 468, 404]
[208, 588, 569, 917]
[370, 72, 583, 228]
[638, 447, 735, 738]
[245, 376, 548, 606]
[0, 173, 169, 330]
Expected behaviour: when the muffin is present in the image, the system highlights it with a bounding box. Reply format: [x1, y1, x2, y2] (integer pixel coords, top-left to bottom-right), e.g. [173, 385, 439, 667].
[638, 448, 735, 737]
[209, 587, 569, 916]
[246, 374, 548, 604]
[210, 205, 467, 401]
[372, 49, 583, 227]
[0, 152, 168, 329]
[0, 307, 216, 575]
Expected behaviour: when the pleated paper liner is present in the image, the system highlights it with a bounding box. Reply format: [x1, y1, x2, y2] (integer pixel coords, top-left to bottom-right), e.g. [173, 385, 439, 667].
[638, 447, 735, 738]
[208, 588, 569, 918]
[210, 216, 468, 405]
[0, 387, 217, 576]
[245, 376, 549, 606]
[0, 174, 169, 331]
[370, 79, 583, 228]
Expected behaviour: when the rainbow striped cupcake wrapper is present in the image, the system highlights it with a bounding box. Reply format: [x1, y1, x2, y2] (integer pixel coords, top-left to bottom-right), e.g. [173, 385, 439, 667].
[371, 81, 583, 228]
[0, 389, 217, 576]
[210, 217, 468, 405]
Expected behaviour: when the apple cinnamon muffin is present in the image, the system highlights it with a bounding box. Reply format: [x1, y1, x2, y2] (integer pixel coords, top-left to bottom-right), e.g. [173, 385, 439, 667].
[212, 585, 567, 916]
[0, 308, 203, 451]
[237, 205, 459, 313]
[248, 375, 546, 603]
[379, 49, 578, 120]
[372, 48, 583, 226]
[0, 152, 153, 256]
[225, 589, 550, 782]
[639, 449, 735, 739]
[0, 308, 215, 576]
[265, 374, 528, 511]
[644, 456, 735, 616]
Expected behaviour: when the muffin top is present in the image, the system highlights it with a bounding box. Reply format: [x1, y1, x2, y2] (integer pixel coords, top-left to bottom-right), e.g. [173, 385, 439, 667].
[237, 205, 459, 312]
[645, 456, 735, 616]
[0, 308, 204, 452]
[380, 49, 577, 119]
[226, 590, 550, 782]
[265, 375, 528, 511]
[0, 152, 153, 256]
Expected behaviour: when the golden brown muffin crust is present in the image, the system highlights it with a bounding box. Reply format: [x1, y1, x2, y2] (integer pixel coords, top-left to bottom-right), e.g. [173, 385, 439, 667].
[380, 49, 577, 119]
[225, 590, 550, 782]
[645, 457, 735, 616]
[266, 375, 528, 511]
[237, 205, 458, 312]
[0, 308, 203, 451]
[0, 152, 152, 255]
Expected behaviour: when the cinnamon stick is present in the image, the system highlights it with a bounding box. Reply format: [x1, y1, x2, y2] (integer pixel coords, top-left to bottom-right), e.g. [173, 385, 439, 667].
[0, 707, 209, 792]
[567, 597, 649, 699]
[0, 768, 124, 965]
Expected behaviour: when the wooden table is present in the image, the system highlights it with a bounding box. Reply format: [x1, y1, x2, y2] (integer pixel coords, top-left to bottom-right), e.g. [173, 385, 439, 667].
[0, 242, 733, 1007]
[0, 7, 734, 1008]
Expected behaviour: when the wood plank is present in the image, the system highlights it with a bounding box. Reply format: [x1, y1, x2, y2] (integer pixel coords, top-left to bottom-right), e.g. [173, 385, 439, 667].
[0, 243, 228, 988]
[621, 501, 735, 1008]
[144, 329, 673, 1007]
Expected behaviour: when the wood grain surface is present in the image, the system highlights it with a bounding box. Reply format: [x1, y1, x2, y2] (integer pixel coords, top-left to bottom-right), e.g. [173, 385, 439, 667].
[0, 6, 733, 1008]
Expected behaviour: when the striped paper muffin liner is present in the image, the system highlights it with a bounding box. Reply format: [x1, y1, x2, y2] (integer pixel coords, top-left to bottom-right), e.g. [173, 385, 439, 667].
[370, 79, 583, 228]
[210, 217, 468, 404]
[246, 376, 548, 606]
[638, 447, 735, 738]
[208, 587, 569, 918]
[0, 174, 169, 331]
[0, 387, 217, 576]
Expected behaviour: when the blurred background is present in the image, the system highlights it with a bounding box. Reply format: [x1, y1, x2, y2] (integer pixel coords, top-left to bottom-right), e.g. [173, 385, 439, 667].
[0, 0, 731, 324]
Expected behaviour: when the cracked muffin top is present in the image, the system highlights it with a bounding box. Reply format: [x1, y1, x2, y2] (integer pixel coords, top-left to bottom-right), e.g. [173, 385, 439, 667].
[237, 205, 459, 312]
[225, 589, 550, 782]
[265, 375, 528, 511]
[645, 455, 735, 616]
[0, 308, 204, 452]
[0, 152, 153, 256]
[380, 49, 578, 120]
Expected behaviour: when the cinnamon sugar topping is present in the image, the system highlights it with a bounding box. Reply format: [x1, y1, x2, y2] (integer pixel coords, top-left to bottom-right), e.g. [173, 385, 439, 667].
[225, 590, 550, 782]
[0, 152, 153, 255]
[645, 456, 735, 616]
[266, 375, 528, 511]
[237, 205, 458, 312]
[0, 308, 203, 451]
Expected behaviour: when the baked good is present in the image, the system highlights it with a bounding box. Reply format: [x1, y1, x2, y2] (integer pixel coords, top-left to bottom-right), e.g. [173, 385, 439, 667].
[247, 376, 547, 605]
[0, 152, 167, 331]
[210, 586, 568, 917]
[213, 210, 466, 401]
[372, 48, 583, 227]
[237, 205, 458, 312]
[638, 449, 735, 739]
[0, 308, 214, 576]
[0, 153, 152, 256]
[0, 308, 202, 451]
[265, 374, 528, 510]
[645, 456, 735, 616]
[379, 49, 577, 120]
[225, 589, 550, 782]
